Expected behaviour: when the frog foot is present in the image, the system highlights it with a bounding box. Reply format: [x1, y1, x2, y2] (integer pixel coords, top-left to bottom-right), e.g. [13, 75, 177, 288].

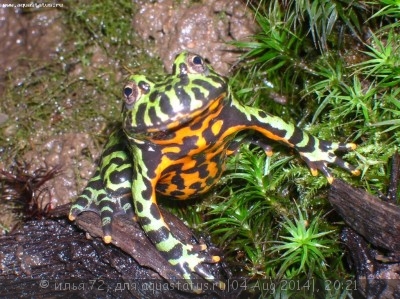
[164, 241, 225, 293]
[69, 194, 135, 244]
[299, 140, 360, 183]
[69, 195, 97, 221]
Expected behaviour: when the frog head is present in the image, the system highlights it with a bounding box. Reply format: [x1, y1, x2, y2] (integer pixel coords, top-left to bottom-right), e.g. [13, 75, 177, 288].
[122, 52, 228, 139]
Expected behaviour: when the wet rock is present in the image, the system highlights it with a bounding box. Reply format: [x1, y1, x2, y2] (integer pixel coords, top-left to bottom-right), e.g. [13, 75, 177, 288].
[22, 133, 100, 209]
[133, 0, 257, 75]
[0, 6, 63, 95]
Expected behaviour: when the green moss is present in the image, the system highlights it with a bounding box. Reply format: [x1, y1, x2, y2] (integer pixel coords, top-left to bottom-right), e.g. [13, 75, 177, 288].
[194, 0, 400, 296]
[0, 0, 162, 164]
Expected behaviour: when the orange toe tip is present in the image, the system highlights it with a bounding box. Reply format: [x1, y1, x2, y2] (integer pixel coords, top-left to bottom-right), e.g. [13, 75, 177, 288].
[327, 176, 334, 184]
[68, 214, 76, 221]
[193, 287, 202, 294]
[348, 143, 357, 150]
[212, 255, 221, 263]
[352, 169, 361, 176]
[103, 235, 112, 244]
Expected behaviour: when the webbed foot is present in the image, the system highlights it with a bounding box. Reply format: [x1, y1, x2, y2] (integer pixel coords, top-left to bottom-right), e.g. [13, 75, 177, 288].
[299, 140, 360, 183]
[69, 187, 134, 244]
[165, 240, 225, 293]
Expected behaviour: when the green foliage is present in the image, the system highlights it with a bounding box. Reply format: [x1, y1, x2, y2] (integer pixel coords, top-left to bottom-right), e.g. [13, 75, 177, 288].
[284, 0, 366, 51]
[234, 0, 400, 192]
[268, 207, 337, 279]
[203, 146, 341, 281]
[370, 0, 400, 20]
[203, 0, 400, 295]
[204, 146, 287, 274]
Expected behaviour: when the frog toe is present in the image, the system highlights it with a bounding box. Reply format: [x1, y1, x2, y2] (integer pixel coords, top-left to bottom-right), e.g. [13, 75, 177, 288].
[191, 263, 225, 291]
[68, 212, 77, 221]
[318, 163, 334, 183]
[69, 197, 94, 220]
[308, 163, 334, 183]
[177, 258, 224, 293]
[335, 142, 357, 152]
[190, 243, 207, 252]
[97, 196, 135, 242]
[332, 156, 360, 176]
[103, 235, 112, 244]
[99, 214, 119, 244]
[68, 206, 80, 221]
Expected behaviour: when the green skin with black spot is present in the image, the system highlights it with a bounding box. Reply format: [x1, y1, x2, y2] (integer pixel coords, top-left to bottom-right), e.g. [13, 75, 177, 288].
[69, 51, 359, 287]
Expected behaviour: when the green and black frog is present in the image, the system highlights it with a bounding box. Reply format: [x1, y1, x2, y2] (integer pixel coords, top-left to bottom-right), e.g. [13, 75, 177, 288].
[69, 51, 360, 288]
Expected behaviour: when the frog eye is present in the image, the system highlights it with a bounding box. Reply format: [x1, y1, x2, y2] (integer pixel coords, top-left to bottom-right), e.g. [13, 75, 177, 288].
[123, 82, 139, 106]
[187, 53, 208, 75]
[192, 55, 203, 65]
[123, 81, 151, 108]
[138, 81, 151, 93]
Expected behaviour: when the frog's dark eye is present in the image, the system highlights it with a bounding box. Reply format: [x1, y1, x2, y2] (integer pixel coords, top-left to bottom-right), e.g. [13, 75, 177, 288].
[124, 86, 133, 98]
[123, 80, 151, 108]
[192, 55, 203, 65]
[123, 82, 139, 107]
[187, 53, 208, 75]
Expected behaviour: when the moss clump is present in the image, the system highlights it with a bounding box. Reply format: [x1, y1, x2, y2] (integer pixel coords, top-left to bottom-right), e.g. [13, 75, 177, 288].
[192, 1, 400, 297]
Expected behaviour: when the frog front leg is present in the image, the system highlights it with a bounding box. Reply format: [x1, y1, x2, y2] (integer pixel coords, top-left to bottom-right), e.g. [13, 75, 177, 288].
[228, 98, 360, 182]
[131, 152, 222, 291]
[69, 130, 135, 242]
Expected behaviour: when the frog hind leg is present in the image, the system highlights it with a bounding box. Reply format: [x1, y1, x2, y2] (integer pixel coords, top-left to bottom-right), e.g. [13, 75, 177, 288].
[133, 174, 224, 292]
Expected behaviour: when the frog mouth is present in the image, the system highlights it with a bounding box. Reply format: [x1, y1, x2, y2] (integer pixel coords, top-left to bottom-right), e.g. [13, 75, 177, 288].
[124, 92, 226, 139]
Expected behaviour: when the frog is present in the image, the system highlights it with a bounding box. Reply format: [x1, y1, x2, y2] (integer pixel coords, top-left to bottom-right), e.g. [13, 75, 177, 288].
[69, 51, 360, 289]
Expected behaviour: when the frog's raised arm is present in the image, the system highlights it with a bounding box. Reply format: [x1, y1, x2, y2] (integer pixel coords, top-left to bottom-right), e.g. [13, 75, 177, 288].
[220, 95, 360, 183]
[69, 129, 135, 240]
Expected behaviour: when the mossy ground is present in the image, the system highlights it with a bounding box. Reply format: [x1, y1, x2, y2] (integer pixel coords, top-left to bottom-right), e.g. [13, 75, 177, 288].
[0, 0, 162, 164]
[192, 1, 400, 297]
